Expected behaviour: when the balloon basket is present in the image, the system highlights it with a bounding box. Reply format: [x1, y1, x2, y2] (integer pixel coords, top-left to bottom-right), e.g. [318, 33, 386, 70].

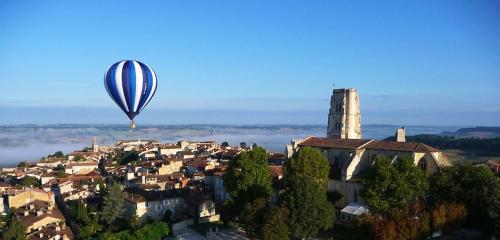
[130, 121, 136, 129]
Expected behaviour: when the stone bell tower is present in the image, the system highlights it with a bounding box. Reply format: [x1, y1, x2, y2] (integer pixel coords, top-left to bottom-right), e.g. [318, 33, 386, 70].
[327, 88, 362, 139]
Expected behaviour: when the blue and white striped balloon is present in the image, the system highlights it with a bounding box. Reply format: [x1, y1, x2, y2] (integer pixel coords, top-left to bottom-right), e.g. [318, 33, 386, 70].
[104, 60, 157, 123]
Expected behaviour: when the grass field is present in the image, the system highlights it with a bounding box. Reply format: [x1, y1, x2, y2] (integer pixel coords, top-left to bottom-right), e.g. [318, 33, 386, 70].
[444, 149, 500, 165]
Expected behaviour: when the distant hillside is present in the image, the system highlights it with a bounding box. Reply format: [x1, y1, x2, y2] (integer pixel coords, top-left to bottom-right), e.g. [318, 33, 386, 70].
[385, 132, 500, 164]
[401, 135, 500, 154]
[441, 127, 500, 138]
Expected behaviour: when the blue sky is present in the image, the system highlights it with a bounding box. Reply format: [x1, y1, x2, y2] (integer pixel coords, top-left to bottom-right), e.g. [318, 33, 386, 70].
[0, 1, 499, 125]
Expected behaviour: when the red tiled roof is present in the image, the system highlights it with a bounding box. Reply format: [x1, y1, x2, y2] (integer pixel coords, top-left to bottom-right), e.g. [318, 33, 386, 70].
[365, 141, 440, 152]
[299, 137, 371, 149]
[269, 166, 283, 178]
[299, 137, 440, 153]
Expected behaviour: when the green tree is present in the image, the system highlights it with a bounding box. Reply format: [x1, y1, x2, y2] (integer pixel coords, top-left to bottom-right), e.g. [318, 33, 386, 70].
[115, 151, 139, 165]
[222, 147, 272, 220]
[360, 155, 428, 215]
[282, 175, 334, 239]
[239, 198, 268, 237]
[430, 165, 500, 235]
[17, 176, 40, 187]
[261, 206, 290, 240]
[284, 146, 330, 189]
[74, 156, 84, 161]
[2, 218, 26, 240]
[101, 184, 125, 226]
[49, 151, 64, 158]
[73, 202, 90, 225]
[134, 221, 170, 240]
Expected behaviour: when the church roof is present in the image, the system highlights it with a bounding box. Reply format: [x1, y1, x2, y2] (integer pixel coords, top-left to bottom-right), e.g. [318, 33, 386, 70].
[298, 137, 371, 149]
[365, 141, 440, 153]
[299, 137, 440, 153]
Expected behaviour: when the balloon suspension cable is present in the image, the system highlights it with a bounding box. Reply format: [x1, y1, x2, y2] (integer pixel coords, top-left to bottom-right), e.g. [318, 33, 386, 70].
[130, 120, 136, 129]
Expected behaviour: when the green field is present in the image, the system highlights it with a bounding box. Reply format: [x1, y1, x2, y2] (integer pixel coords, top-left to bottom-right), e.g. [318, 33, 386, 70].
[444, 149, 500, 165]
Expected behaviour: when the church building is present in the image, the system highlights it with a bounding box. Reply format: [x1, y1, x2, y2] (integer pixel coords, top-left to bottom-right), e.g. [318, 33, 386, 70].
[286, 87, 452, 222]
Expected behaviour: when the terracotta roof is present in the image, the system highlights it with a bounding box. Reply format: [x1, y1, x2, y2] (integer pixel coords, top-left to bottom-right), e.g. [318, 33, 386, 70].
[187, 159, 209, 168]
[299, 137, 440, 153]
[38, 158, 63, 163]
[365, 141, 440, 152]
[299, 137, 371, 149]
[27, 223, 73, 240]
[486, 160, 500, 167]
[64, 162, 98, 168]
[124, 187, 180, 203]
[269, 166, 283, 178]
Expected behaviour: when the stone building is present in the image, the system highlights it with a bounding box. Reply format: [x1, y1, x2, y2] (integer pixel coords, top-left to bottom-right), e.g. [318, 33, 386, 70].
[288, 86, 452, 222]
[327, 88, 362, 139]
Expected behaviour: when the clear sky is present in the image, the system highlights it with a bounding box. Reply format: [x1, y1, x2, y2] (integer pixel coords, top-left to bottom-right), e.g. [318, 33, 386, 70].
[0, 1, 499, 125]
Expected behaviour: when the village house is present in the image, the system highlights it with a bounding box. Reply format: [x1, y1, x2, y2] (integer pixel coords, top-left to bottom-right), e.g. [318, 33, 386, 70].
[36, 158, 63, 168]
[124, 187, 184, 222]
[12, 199, 73, 239]
[64, 162, 99, 174]
[7, 188, 55, 209]
[186, 158, 216, 174]
[156, 158, 183, 175]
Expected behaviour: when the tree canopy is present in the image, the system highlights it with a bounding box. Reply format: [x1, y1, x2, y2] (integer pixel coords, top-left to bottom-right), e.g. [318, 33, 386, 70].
[99, 221, 169, 240]
[360, 155, 428, 215]
[261, 206, 290, 240]
[284, 146, 330, 190]
[282, 175, 334, 239]
[114, 151, 139, 165]
[430, 164, 500, 235]
[48, 151, 65, 158]
[101, 184, 125, 225]
[2, 218, 26, 240]
[17, 176, 40, 187]
[223, 146, 272, 209]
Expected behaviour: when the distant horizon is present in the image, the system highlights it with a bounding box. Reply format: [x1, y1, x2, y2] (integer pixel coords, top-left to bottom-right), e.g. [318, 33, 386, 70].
[0, 124, 463, 166]
[1, 105, 499, 126]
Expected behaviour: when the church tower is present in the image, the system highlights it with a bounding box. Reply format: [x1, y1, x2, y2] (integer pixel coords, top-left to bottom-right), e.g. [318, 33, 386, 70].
[327, 88, 362, 139]
[92, 137, 99, 153]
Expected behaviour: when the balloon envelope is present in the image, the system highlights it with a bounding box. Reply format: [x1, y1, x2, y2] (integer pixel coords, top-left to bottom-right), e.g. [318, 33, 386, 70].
[104, 60, 157, 121]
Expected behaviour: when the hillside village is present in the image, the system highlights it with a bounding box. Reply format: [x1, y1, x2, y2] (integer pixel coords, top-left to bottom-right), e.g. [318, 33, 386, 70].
[0, 137, 276, 239]
[0, 88, 498, 240]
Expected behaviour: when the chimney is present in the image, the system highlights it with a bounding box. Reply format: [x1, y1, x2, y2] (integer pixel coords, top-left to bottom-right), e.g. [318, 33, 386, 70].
[395, 127, 406, 142]
[141, 175, 146, 184]
[56, 225, 61, 231]
[36, 210, 43, 216]
[39, 233, 43, 238]
[24, 210, 29, 216]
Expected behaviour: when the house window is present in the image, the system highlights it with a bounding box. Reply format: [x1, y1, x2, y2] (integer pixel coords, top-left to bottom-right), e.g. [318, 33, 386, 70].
[156, 204, 162, 212]
[146, 202, 149, 208]
[353, 190, 358, 202]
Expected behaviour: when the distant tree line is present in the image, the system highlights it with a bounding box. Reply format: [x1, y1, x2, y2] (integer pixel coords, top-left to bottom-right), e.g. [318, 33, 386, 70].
[385, 134, 500, 154]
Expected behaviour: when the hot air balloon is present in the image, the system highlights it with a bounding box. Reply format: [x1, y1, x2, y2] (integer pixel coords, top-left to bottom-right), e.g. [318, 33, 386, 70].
[104, 60, 157, 128]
